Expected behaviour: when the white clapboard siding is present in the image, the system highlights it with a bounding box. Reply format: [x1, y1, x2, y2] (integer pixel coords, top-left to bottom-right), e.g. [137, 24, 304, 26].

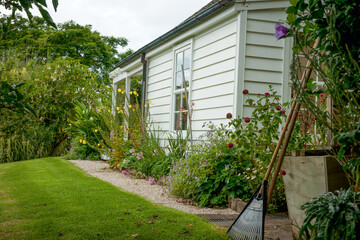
[192, 70, 234, 90]
[189, 18, 237, 138]
[246, 45, 283, 59]
[192, 46, 236, 70]
[149, 104, 171, 115]
[147, 78, 172, 93]
[148, 51, 173, 68]
[142, 5, 289, 139]
[192, 119, 230, 130]
[244, 69, 283, 84]
[245, 56, 283, 72]
[148, 96, 171, 106]
[247, 18, 278, 35]
[147, 87, 171, 100]
[193, 106, 234, 121]
[240, 8, 289, 118]
[147, 60, 173, 78]
[150, 114, 170, 123]
[246, 32, 283, 48]
[192, 82, 235, 101]
[193, 33, 237, 60]
[247, 9, 285, 23]
[192, 58, 236, 81]
[146, 49, 173, 132]
[194, 19, 237, 50]
[244, 82, 282, 94]
[147, 71, 172, 84]
[193, 94, 233, 111]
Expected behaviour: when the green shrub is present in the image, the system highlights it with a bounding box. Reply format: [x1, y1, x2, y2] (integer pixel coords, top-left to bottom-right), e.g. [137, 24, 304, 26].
[0, 125, 67, 163]
[168, 87, 314, 209]
[299, 187, 360, 240]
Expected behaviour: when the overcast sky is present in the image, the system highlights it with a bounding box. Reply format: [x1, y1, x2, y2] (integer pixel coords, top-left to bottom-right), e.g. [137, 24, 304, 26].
[1, 0, 210, 52]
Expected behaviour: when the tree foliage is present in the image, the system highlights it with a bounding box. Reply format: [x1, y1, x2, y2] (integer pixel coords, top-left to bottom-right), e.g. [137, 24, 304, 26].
[0, 0, 58, 27]
[0, 14, 129, 85]
[0, 51, 102, 157]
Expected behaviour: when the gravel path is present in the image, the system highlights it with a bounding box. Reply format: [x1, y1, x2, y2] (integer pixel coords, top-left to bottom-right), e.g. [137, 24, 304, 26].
[69, 160, 237, 215]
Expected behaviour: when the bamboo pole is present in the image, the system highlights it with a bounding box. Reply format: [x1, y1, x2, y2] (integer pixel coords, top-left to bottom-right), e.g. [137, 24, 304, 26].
[266, 38, 320, 207]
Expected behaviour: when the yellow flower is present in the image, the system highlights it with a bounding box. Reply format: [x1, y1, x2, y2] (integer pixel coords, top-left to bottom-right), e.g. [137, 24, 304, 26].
[120, 110, 124, 114]
[168, 166, 171, 169]
[79, 139, 83, 143]
[129, 105, 132, 108]
[144, 104, 147, 107]
[98, 109, 101, 112]
[122, 90, 125, 94]
[118, 88, 122, 92]
[133, 91, 137, 95]
[83, 140, 86, 144]
[108, 109, 111, 113]
[116, 107, 120, 111]
[123, 159, 126, 162]
[97, 143, 101, 147]
[95, 129, 98, 133]
[155, 121, 158, 123]
[149, 100, 153, 103]
[130, 91, 133, 95]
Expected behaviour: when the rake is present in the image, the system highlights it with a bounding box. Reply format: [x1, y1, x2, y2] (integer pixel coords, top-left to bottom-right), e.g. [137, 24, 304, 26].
[227, 38, 320, 240]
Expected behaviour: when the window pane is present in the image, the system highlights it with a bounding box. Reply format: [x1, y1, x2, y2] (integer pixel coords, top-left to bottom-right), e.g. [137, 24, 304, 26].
[184, 69, 190, 88]
[184, 49, 190, 69]
[176, 71, 183, 90]
[176, 52, 183, 71]
[174, 112, 180, 130]
[175, 93, 181, 111]
[181, 92, 188, 111]
[181, 112, 187, 130]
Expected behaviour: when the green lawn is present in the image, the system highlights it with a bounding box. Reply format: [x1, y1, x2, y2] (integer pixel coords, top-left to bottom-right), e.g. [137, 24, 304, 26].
[0, 158, 229, 240]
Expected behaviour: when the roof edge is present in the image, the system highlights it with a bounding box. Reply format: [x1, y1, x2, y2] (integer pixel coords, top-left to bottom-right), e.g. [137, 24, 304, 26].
[114, 0, 235, 69]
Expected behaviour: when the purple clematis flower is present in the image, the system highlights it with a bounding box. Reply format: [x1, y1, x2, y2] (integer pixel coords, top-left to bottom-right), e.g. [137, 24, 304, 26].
[275, 23, 288, 40]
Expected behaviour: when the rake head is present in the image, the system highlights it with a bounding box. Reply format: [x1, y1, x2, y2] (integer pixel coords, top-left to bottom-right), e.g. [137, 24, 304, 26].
[227, 180, 267, 240]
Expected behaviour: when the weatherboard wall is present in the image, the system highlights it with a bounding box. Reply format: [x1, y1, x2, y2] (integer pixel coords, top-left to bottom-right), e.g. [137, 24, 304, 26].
[146, 7, 290, 141]
[238, 8, 291, 119]
[146, 16, 238, 141]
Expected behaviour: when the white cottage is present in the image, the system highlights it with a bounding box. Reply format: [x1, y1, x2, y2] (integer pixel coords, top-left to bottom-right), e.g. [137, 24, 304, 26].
[110, 0, 291, 140]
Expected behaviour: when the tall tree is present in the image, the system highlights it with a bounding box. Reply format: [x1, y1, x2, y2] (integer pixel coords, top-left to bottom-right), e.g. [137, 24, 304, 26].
[0, 0, 58, 113]
[0, 15, 129, 85]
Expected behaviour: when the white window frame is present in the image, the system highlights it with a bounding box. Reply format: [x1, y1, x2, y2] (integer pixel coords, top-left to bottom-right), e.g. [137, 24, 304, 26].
[171, 40, 193, 131]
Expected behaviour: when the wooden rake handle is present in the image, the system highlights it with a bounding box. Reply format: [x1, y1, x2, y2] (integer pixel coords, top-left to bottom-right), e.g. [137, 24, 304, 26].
[263, 38, 320, 207]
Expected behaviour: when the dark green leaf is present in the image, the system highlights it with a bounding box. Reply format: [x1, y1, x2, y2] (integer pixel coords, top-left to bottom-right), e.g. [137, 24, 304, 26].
[290, 0, 299, 6]
[286, 6, 298, 14]
[287, 13, 297, 24]
[52, 0, 59, 11]
[35, 3, 56, 28]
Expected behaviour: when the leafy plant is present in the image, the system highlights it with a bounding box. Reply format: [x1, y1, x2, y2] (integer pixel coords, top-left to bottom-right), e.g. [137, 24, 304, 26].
[299, 187, 360, 240]
[285, 0, 360, 145]
[168, 87, 315, 208]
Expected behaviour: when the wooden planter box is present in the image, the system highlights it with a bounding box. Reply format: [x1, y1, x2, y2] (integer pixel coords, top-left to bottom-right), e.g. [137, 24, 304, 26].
[282, 152, 349, 237]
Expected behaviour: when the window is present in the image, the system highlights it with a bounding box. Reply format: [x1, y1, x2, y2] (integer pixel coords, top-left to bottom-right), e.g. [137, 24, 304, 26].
[173, 46, 191, 130]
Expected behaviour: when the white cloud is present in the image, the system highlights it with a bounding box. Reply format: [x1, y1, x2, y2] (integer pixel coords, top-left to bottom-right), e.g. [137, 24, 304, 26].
[2, 0, 210, 52]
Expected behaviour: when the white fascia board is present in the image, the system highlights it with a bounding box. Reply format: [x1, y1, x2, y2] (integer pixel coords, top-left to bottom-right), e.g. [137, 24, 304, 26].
[235, 0, 290, 11]
[112, 71, 127, 84]
[111, 56, 143, 84]
[146, 6, 238, 59]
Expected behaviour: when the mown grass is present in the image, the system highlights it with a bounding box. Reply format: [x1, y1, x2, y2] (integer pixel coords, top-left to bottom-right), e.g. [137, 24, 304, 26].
[0, 157, 229, 240]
